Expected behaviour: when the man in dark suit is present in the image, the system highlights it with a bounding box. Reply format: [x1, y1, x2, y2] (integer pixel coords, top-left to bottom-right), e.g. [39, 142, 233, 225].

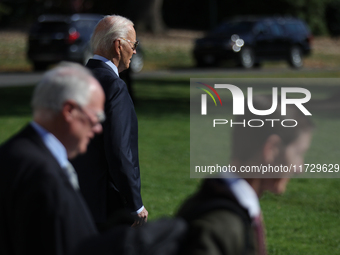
[72, 15, 148, 227]
[0, 62, 108, 255]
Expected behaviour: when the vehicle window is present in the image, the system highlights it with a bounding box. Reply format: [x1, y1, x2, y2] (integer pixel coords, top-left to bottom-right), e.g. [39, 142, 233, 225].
[270, 23, 284, 36]
[212, 21, 255, 35]
[253, 22, 270, 35]
[284, 22, 307, 35]
[74, 20, 98, 35]
[31, 22, 69, 34]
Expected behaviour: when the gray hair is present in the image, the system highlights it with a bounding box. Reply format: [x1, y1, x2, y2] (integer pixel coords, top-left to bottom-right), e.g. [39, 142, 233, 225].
[31, 62, 94, 112]
[91, 15, 134, 53]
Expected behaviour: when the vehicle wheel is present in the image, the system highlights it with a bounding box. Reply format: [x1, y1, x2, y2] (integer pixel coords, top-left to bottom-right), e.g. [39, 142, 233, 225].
[33, 62, 48, 71]
[288, 46, 303, 68]
[196, 58, 211, 67]
[253, 62, 262, 68]
[130, 51, 144, 73]
[196, 54, 219, 67]
[196, 59, 205, 67]
[239, 47, 255, 68]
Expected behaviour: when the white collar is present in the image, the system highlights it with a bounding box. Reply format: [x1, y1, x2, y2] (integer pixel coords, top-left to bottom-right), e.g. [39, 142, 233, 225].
[92, 54, 119, 77]
[30, 121, 68, 169]
[219, 173, 261, 218]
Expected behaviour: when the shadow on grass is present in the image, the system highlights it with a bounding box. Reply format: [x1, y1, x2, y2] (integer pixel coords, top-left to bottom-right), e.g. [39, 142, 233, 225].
[0, 86, 34, 116]
[135, 78, 191, 87]
[135, 98, 189, 117]
[133, 78, 190, 117]
[0, 83, 190, 118]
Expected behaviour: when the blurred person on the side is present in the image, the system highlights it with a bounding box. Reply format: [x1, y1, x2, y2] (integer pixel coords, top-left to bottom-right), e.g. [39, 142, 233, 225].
[177, 95, 314, 255]
[71, 14, 148, 228]
[0, 62, 107, 255]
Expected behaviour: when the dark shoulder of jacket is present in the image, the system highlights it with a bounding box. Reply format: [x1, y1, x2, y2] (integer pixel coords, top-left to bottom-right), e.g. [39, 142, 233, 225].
[0, 125, 65, 177]
[0, 125, 47, 166]
[177, 179, 251, 222]
[176, 179, 252, 255]
[86, 61, 127, 101]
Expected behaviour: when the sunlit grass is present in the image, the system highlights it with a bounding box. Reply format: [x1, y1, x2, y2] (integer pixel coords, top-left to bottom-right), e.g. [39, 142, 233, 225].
[0, 32, 31, 72]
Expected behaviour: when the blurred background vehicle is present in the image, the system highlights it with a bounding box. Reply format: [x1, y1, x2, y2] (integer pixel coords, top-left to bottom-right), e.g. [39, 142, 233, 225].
[27, 14, 102, 71]
[193, 16, 313, 69]
[27, 13, 144, 73]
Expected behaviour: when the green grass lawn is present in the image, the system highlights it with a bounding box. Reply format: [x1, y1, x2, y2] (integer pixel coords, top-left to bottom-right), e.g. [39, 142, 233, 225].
[1, 76, 340, 254]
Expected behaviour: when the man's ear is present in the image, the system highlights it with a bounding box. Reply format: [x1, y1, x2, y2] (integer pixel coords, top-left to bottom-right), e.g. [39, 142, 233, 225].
[262, 134, 282, 164]
[62, 101, 76, 123]
[114, 39, 121, 56]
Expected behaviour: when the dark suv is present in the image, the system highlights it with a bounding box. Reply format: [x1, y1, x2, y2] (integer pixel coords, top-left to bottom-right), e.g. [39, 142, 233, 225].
[193, 17, 313, 68]
[28, 14, 102, 71]
[27, 14, 144, 72]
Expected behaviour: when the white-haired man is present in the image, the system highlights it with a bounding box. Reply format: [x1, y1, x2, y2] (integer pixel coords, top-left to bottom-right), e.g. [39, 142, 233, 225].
[72, 15, 148, 228]
[0, 62, 107, 255]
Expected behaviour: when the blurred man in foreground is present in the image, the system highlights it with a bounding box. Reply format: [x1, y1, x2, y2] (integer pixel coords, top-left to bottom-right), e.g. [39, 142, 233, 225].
[0, 62, 106, 255]
[72, 14, 148, 228]
[178, 96, 314, 255]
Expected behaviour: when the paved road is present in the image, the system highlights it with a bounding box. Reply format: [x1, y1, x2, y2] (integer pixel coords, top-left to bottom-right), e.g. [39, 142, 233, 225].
[0, 73, 44, 87]
[1, 67, 340, 87]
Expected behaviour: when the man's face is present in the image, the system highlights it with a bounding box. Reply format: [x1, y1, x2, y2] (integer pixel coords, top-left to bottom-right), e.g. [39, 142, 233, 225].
[118, 25, 137, 72]
[263, 131, 312, 194]
[285, 131, 312, 169]
[68, 79, 105, 158]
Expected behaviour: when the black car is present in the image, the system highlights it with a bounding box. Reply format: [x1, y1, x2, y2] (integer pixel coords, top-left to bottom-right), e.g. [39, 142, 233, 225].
[27, 14, 144, 72]
[193, 17, 313, 68]
[28, 14, 102, 71]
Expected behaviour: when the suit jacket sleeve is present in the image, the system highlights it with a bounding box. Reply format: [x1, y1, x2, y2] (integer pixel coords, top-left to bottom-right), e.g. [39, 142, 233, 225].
[102, 75, 143, 212]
